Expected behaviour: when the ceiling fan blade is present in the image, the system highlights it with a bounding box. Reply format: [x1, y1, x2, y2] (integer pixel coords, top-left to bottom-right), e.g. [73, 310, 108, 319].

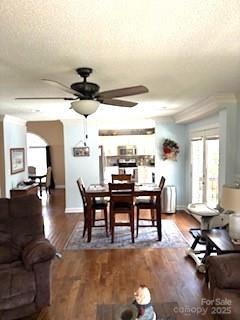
[15, 97, 77, 101]
[42, 79, 84, 97]
[101, 98, 137, 108]
[98, 85, 148, 99]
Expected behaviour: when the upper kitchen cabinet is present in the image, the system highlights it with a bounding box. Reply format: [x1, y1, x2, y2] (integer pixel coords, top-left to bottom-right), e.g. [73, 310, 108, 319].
[99, 128, 155, 156]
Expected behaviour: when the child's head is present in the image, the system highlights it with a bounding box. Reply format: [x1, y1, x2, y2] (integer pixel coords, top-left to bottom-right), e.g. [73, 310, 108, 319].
[134, 285, 151, 305]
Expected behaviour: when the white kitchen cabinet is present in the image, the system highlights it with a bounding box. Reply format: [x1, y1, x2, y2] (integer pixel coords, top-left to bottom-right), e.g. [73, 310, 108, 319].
[100, 134, 155, 156]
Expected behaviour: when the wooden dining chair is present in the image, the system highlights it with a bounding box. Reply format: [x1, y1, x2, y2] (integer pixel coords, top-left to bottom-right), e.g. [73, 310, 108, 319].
[38, 166, 52, 195]
[77, 178, 108, 237]
[111, 174, 132, 182]
[45, 166, 52, 194]
[135, 176, 166, 237]
[108, 182, 135, 243]
[28, 166, 36, 175]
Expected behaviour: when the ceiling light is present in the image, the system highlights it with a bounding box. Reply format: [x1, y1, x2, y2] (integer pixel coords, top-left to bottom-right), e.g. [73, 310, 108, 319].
[71, 100, 100, 117]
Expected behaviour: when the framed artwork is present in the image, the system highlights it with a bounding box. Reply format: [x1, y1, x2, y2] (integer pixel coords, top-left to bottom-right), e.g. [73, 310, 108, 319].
[10, 148, 25, 174]
[73, 147, 90, 157]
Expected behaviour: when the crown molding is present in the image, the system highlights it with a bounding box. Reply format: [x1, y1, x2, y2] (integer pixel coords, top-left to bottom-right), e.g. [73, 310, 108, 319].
[174, 94, 238, 124]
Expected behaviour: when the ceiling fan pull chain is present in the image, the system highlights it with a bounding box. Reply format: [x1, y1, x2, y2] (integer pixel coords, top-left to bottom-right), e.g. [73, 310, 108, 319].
[83, 117, 88, 146]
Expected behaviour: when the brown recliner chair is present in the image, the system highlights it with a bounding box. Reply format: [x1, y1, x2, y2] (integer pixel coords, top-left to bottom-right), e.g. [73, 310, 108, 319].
[0, 194, 56, 320]
[206, 254, 240, 320]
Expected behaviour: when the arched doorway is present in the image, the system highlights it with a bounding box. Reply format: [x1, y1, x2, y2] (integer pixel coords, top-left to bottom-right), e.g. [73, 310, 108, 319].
[27, 133, 48, 175]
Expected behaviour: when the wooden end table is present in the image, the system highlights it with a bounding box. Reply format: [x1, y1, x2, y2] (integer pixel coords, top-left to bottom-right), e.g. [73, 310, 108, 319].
[203, 229, 240, 258]
[10, 183, 39, 198]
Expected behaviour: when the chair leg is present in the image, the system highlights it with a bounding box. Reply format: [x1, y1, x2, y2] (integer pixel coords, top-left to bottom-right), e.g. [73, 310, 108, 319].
[82, 211, 87, 238]
[151, 208, 155, 226]
[151, 209, 155, 227]
[111, 212, 114, 243]
[130, 210, 134, 243]
[136, 207, 140, 237]
[109, 210, 112, 234]
[104, 207, 108, 236]
[92, 209, 96, 226]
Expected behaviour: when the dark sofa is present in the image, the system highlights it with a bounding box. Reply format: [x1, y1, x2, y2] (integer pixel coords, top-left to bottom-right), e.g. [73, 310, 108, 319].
[0, 194, 56, 320]
[206, 254, 240, 320]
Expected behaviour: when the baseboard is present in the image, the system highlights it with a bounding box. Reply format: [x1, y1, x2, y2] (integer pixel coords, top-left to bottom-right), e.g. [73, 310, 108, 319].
[65, 207, 83, 214]
[176, 205, 187, 211]
[55, 185, 65, 189]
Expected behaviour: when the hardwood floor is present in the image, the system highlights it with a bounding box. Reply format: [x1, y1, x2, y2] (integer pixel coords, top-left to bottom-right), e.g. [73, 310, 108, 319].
[29, 189, 213, 320]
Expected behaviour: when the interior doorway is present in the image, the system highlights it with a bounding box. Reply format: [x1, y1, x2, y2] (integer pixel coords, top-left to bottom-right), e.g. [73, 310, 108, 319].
[190, 129, 219, 208]
[27, 133, 48, 175]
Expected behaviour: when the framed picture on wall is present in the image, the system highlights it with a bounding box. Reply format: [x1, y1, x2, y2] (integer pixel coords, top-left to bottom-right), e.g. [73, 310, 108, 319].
[10, 148, 25, 174]
[73, 147, 90, 157]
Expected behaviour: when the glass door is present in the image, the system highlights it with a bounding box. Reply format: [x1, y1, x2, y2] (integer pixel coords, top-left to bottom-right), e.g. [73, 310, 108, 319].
[190, 129, 219, 207]
[205, 137, 219, 207]
[191, 138, 204, 203]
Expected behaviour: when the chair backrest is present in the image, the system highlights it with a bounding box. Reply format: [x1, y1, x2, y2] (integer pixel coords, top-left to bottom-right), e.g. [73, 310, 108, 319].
[157, 176, 166, 202]
[111, 174, 132, 183]
[108, 182, 135, 209]
[28, 166, 36, 175]
[77, 177, 87, 209]
[46, 166, 52, 188]
[159, 176, 166, 192]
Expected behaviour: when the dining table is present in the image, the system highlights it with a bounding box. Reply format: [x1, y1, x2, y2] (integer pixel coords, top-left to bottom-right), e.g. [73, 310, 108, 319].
[85, 183, 163, 243]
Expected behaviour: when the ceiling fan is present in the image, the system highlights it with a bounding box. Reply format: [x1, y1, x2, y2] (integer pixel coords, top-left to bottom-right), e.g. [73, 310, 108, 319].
[16, 67, 149, 116]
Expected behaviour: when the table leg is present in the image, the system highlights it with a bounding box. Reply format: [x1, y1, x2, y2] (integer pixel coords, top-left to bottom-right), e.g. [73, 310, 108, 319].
[156, 198, 162, 241]
[202, 239, 214, 264]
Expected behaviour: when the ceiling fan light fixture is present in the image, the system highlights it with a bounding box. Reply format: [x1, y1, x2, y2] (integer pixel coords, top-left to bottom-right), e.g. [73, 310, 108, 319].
[71, 99, 99, 116]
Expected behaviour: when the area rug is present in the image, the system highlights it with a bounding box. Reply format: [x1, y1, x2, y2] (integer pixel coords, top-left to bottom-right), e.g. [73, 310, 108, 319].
[64, 219, 188, 250]
[96, 302, 178, 320]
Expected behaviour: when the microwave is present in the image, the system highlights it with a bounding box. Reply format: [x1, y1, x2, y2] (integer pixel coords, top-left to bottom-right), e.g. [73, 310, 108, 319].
[118, 145, 137, 156]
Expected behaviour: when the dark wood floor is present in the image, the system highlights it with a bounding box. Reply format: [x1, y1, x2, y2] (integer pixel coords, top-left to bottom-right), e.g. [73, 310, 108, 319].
[29, 189, 213, 320]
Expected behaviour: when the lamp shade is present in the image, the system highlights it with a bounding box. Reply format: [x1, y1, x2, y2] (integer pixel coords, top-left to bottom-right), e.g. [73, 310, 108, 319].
[220, 185, 240, 212]
[229, 213, 240, 242]
[71, 100, 99, 116]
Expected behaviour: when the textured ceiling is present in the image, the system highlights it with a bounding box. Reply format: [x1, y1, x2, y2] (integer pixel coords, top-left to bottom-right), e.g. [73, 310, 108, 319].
[0, 0, 240, 122]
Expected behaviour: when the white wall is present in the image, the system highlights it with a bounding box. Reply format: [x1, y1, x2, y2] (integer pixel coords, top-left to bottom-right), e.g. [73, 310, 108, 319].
[63, 118, 100, 213]
[236, 96, 240, 176]
[2, 115, 27, 198]
[155, 119, 186, 209]
[219, 105, 238, 185]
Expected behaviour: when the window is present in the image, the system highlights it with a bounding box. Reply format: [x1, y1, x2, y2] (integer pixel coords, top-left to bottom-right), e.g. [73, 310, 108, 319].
[27, 133, 47, 175]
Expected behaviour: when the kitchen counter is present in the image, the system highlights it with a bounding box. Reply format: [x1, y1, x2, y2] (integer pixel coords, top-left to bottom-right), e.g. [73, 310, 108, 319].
[104, 164, 155, 184]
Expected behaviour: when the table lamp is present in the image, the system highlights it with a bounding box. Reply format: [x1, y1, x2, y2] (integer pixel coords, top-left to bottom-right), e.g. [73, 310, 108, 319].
[221, 185, 240, 243]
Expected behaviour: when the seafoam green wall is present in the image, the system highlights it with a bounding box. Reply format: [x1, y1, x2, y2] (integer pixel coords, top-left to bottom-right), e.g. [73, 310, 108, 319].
[155, 119, 187, 209]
